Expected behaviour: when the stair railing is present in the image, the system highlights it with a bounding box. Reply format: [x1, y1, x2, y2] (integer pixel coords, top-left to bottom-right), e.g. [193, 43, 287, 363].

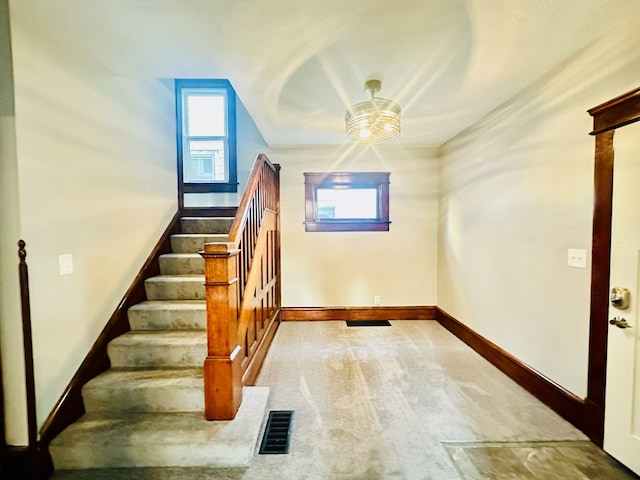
[17, 241, 38, 449]
[200, 154, 281, 420]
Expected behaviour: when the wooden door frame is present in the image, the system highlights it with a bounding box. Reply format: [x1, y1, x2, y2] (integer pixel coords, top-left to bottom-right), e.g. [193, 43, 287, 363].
[585, 86, 640, 446]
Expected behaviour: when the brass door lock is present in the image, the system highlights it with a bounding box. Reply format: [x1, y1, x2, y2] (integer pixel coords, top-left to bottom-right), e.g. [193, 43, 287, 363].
[610, 287, 630, 310]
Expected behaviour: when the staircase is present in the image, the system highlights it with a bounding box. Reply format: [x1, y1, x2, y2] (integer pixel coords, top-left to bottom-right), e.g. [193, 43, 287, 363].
[49, 216, 269, 470]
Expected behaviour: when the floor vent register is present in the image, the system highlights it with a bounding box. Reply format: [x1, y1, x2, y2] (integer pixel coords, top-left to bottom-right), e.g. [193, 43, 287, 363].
[345, 320, 392, 327]
[259, 410, 294, 454]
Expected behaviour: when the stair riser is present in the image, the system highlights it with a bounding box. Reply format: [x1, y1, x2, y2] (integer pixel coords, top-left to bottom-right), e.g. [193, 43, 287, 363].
[171, 235, 228, 254]
[145, 279, 205, 300]
[159, 255, 204, 275]
[128, 306, 206, 331]
[108, 342, 206, 368]
[181, 217, 234, 234]
[83, 386, 204, 413]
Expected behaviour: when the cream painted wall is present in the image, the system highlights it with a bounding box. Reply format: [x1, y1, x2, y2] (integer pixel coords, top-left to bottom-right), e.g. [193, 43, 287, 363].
[7, 13, 178, 434]
[0, 0, 29, 445]
[438, 22, 640, 398]
[276, 146, 438, 307]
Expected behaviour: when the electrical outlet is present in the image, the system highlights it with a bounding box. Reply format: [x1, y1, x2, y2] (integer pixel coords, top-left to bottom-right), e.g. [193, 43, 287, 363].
[374, 295, 381, 306]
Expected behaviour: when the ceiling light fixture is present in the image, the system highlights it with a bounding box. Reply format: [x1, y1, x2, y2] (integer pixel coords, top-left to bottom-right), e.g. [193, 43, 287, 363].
[345, 79, 401, 144]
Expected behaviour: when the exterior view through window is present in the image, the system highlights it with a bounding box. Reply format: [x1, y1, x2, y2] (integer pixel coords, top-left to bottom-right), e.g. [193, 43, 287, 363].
[183, 92, 227, 182]
[316, 188, 378, 219]
[304, 172, 390, 232]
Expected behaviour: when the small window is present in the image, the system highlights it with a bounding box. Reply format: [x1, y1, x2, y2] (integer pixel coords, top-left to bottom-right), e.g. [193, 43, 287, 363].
[176, 79, 237, 194]
[304, 172, 390, 232]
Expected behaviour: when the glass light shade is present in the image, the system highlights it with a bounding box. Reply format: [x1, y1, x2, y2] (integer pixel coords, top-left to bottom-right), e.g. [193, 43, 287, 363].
[345, 80, 401, 144]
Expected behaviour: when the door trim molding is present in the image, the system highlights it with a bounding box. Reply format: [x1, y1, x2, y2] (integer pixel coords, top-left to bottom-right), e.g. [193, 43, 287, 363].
[586, 85, 640, 446]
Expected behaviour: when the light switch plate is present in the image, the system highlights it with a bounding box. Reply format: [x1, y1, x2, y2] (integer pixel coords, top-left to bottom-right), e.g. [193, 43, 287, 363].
[567, 248, 587, 269]
[59, 254, 73, 275]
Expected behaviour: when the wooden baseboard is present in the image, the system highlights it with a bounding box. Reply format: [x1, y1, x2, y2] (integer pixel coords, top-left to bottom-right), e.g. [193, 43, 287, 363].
[436, 308, 586, 434]
[281, 306, 436, 322]
[2, 445, 52, 480]
[39, 211, 183, 445]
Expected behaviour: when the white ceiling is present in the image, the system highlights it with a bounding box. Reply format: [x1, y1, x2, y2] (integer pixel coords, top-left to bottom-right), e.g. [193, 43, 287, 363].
[10, 0, 639, 147]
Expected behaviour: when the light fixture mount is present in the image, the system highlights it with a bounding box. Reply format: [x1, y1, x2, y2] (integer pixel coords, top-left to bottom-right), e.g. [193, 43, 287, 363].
[363, 79, 382, 95]
[345, 79, 401, 145]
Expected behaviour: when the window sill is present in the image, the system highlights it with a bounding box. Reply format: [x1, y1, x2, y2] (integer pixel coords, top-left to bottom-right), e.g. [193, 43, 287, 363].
[184, 183, 239, 193]
[304, 221, 390, 232]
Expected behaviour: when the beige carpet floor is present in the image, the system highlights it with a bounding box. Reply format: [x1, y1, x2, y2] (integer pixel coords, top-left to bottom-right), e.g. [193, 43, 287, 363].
[52, 320, 637, 479]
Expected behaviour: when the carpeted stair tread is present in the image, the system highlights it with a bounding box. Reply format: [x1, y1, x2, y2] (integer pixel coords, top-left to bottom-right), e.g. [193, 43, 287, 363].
[144, 275, 205, 300]
[128, 300, 206, 331]
[50, 387, 270, 469]
[170, 234, 229, 254]
[108, 330, 206, 346]
[108, 330, 206, 368]
[159, 253, 204, 275]
[82, 368, 204, 413]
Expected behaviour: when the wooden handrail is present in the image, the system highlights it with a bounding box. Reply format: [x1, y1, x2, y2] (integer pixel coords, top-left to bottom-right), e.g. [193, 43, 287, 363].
[227, 154, 279, 241]
[200, 154, 281, 420]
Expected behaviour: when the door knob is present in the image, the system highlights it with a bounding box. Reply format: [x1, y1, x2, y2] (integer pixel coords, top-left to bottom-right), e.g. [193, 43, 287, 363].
[609, 317, 632, 329]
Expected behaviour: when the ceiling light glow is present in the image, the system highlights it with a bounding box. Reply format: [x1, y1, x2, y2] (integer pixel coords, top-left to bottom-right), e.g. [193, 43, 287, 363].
[345, 79, 401, 144]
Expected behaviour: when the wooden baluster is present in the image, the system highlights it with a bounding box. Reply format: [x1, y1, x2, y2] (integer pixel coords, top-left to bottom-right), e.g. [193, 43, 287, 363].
[201, 242, 243, 420]
[274, 164, 282, 315]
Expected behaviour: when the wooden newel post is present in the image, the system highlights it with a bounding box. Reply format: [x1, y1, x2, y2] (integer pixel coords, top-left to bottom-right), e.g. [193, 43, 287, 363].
[200, 242, 243, 420]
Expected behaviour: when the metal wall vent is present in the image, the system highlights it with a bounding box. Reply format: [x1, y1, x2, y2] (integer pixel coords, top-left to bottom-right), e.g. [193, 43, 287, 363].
[259, 410, 294, 454]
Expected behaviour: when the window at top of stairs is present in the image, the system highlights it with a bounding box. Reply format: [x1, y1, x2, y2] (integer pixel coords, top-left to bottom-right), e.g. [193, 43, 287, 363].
[176, 79, 238, 194]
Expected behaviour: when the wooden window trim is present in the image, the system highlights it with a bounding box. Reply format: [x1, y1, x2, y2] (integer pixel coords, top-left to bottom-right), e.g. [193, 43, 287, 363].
[304, 172, 390, 232]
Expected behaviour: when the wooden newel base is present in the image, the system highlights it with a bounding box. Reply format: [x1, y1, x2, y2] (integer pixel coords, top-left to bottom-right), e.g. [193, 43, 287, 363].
[203, 346, 243, 420]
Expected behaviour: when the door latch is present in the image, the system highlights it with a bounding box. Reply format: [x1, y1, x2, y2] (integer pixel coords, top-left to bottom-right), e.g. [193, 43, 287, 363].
[609, 316, 632, 329]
